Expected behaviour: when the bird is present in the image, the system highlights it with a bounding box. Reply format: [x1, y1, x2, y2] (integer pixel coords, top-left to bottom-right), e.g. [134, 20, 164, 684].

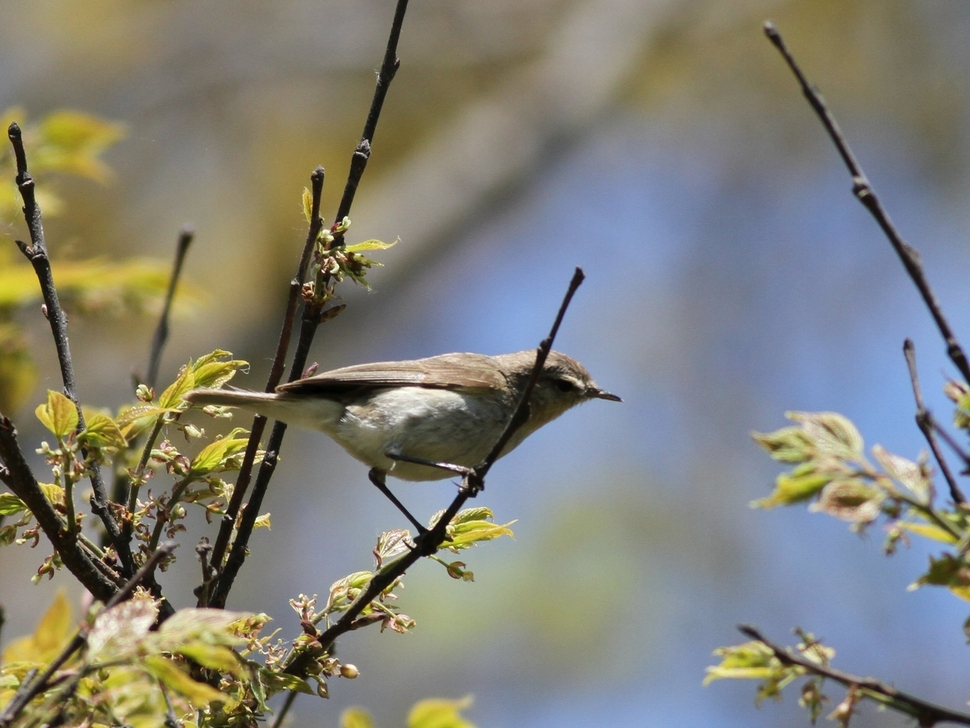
[185, 349, 619, 528]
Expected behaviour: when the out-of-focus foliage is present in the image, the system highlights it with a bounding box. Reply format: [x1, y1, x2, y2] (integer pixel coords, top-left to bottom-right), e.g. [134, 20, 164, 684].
[0, 589, 268, 728]
[0, 107, 125, 222]
[340, 696, 476, 728]
[0, 108, 198, 415]
[709, 374, 970, 725]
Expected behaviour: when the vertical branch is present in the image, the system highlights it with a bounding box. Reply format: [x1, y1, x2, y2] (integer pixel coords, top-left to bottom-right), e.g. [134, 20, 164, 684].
[7, 123, 135, 579]
[207, 0, 411, 609]
[903, 340, 966, 505]
[764, 23, 970, 386]
[333, 0, 409, 228]
[147, 226, 194, 389]
[201, 168, 324, 607]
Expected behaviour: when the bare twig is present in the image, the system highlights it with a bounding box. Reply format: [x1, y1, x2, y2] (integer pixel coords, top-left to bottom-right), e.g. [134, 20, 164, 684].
[0, 544, 175, 728]
[147, 226, 194, 389]
[903, 340, 966, 504]
[333, 0, 410, 228]
[738, 624, 970, 726]
[208, 0, 411, 609]
[764, 22, 970, 386]
[201, 167, 324, 608]
[284, 268, 585, 678]
[7, 122, 135, 578]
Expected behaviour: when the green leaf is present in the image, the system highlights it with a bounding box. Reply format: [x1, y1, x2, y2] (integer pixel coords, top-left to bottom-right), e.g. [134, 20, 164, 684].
[1, 588, 73, 664]
[302, 187, 314, 223]
[157, 608, 251, 648]
[909, 553, 970, 601]
[35, 110, 126, 182]
[88, 593, 159, 661]
[808, 478, 884, 523]
[189, 429, 251, 476]
[192, 358, 249, 390]
[751, 426, 814, 463]
[79, 412, 128, 450]
[0, 493, 27, 516]
[143, 654, 233, 708]
[750, 465, 831, 509]
[448, 519, 515, 548]
[35, 390, 78, 438]
[177, 642, 248, 677]
[872, 444, 931, 502]
[260, 669, 315, 696]
[342, 707, 376, 728]
[788, 411, 864, 462]
[896, 521, 959, 544]
[408, 696, 475, 728]
[343, 238, 398, 253]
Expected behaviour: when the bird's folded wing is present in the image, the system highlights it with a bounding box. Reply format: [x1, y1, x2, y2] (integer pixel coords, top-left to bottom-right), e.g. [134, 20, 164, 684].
[276, 353, 506, 395]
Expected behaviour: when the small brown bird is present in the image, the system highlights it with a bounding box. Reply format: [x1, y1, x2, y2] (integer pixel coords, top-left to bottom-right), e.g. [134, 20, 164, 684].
[186, 350, 619, 526]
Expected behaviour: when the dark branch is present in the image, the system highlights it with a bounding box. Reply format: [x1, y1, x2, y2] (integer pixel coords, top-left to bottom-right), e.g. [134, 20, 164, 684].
[146, 226, 194, 389]
[333, 0, 410, 227]
[0, 545, 174, 728]
[903, 340, 966, 504]
[208, 0, 410, 609]
[7, 122, 135, 578]
[764, 22, 970, 386]
[284, 268, 585, 677]
[738, 624, 970, 727]
[202, 167, 324, 607]
[480, 267, 585, 472]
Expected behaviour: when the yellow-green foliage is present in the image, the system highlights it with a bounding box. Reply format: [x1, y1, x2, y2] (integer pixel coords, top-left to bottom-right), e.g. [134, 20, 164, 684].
[0, 108, 197, 414]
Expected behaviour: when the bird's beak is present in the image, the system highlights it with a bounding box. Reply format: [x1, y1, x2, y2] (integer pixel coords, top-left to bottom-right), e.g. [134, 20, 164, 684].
[591, 388, 622, 402]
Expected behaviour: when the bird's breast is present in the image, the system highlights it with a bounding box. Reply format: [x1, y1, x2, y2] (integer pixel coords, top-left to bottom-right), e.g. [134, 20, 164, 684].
[332, 387, 511, 481]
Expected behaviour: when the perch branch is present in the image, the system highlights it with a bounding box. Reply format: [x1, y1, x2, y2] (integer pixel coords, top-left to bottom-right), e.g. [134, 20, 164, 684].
[284, 268, 585, 677]
[738, 624, 970, 727]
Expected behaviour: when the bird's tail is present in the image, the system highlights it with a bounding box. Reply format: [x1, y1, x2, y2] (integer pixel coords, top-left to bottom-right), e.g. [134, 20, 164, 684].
[184, 388, 340, 432]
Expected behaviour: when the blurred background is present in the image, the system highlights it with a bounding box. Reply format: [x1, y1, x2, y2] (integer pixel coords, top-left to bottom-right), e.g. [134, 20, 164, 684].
[3, 0, 970, 726]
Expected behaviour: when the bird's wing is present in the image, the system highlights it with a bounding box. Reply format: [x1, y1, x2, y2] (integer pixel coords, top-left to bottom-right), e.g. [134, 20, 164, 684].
[276, 353, 506, 396]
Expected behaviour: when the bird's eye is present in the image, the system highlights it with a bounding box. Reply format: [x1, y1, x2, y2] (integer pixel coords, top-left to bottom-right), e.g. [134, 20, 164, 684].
[554, 378, 577, 393]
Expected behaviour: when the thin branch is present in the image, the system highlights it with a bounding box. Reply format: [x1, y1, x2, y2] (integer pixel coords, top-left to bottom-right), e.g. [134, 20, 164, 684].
[209, 0, 410, 609]
[333, 0, 410, 228]
[480, 267, 585, 472]
[764, 22, 970, 386]
[7, 122, 135, 578]
[284, 268, 585, 676]
[0, 415, 122, 603]
[738, 624, 970, 727]
[147, 226, 194, 389]
[903, 339, 966, 504]
[0, 544, 174, 728]
[202, 167, 324, 607]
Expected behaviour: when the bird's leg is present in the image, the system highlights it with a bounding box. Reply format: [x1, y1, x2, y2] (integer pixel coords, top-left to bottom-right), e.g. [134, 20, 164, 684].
[384, 452, 475, 478]
[368, 467, 427, 535]
[386, 451, 484, 498]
